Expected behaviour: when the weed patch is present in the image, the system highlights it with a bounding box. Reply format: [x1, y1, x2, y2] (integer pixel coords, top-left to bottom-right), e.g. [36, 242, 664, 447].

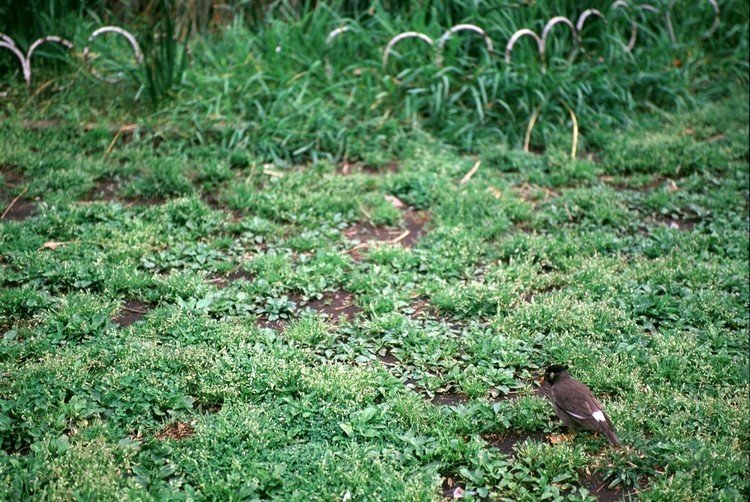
[0, 59, 747, 501]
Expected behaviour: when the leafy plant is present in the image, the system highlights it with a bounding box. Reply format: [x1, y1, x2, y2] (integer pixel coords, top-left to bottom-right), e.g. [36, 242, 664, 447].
[137, 0, 191, 107]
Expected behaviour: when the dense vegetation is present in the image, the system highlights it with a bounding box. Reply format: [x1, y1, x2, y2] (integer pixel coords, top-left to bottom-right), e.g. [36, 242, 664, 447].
[2, 1, 748, 161]
[1, 1, 748, 500]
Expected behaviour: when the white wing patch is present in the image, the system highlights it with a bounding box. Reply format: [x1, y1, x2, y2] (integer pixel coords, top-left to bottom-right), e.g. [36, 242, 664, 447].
[592, 410, 606, 422]
[568, 411, 586, 420]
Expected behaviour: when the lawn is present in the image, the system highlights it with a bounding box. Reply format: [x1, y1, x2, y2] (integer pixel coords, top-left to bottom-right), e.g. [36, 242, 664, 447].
[1, 1, 749, 500]
[2, 95, 748, 500]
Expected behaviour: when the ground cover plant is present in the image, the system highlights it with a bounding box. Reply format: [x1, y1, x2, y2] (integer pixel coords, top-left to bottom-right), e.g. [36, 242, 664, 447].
[1, 1, 749, 501]
[2, 1, 748, 161]
[1, 95, 747, 500]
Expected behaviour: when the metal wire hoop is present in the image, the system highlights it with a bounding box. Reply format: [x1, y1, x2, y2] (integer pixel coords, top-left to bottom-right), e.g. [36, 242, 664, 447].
[610, 1, 640, 53]
[83, 26, 143, 83]
[0, 40, 30, 84]
[325, 25, 353, 77]
[541, 16, 578, 63]
[0, 33, 16, 47]
[382, 31, 434, 69]
[523, 99, 579, 159]
[25, 36, 74, 84]
[576, 9, 605, 32]
[665, 0, 720, 43]
[505, 29, 544, 65]
[382, 31, 434, 85]
[435, 24, 494, 67]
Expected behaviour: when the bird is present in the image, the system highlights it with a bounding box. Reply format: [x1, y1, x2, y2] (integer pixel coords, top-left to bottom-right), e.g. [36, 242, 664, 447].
[540, 364, 620, 446]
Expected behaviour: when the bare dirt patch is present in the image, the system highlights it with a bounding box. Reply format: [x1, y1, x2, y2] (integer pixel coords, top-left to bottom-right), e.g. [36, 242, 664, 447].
[600, 174, 665, 192]
[513, 222, 537, 235]
[114, 300, 151, 327]
[430, 392, 470, 406]
[258, 317, 287, 331]
[638, 216, 699, 236]
[156, 421, 195, 440]
[1, 164, 24, 186]
[527, 144, 545, 156]
[442, 476, 468, 499]
[21, 119, 60, 131]
[1, 166, 36, 221]
[376, 351, 399, 366]
[407, 298, 436, 317]
[194, 399, 223, 414]
[654, 216, 698, 231]
[201, 193, 243, 220]
[1, 198, 37, 221]
[124, 196, 166, 208]
[483, 431, 548, 457]
[226, 268, 254, 282]
[492, 390, 521, 401]
[512, 183, 559, 205]
[339, 160, 399, 176]
[344, 222, 405, 243]
[210, 269, 254, 288]
[202, 192, 222, 210]
[404, 377, 419, 388]
[362, 161, 400, 175]
[304, 290, 362, 322]
[344, 210, 429, 260]
[85, 178, 120, 201]
[580, 471, 636, 502]
[401, 210, 428, 247]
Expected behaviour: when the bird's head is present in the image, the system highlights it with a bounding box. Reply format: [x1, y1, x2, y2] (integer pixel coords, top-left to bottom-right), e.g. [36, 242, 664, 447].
[541, 364, 569, 385]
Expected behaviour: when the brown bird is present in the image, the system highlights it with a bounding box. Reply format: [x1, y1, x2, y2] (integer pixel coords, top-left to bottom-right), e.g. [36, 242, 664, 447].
[541, 365, 620, 445]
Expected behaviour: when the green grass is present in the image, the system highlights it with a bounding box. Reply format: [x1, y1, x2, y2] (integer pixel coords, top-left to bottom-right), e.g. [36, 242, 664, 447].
[1, 92, 748, 500]
[1, 2, 748, 499]
[1, 1, 748, 163]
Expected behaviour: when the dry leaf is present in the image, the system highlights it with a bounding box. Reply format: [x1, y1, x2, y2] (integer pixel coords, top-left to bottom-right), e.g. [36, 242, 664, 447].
[487, 187, 503, 199]
[41, 241, 69, 251]
[549, 434, 570, 445]
[384, 194, 406, 209]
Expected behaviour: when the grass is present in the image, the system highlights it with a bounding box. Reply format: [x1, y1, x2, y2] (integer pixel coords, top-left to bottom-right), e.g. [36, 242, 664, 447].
[1, 1, 748, 162]
[1, 1, 748, 499]
[1, 90, 748, 499]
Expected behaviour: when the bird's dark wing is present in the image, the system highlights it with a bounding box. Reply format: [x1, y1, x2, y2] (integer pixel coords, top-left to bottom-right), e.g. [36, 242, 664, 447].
[553, 379, 618, 443]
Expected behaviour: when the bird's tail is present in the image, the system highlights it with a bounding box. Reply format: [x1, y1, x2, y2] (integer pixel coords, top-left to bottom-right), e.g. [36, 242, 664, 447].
[602, 425, 620, 446]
